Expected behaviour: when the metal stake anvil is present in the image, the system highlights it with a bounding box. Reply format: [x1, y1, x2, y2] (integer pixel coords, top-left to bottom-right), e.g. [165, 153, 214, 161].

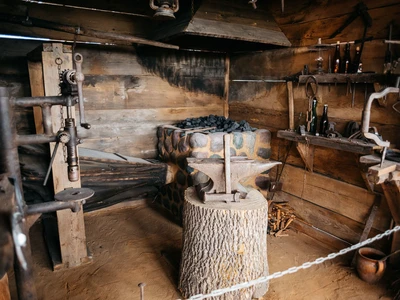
[187, 157, 281, 203]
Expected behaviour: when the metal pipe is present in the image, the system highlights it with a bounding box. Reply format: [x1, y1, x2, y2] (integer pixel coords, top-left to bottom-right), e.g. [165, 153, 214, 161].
[64, 119, 80, 182]
[384, 40, 400, 45]
[16, 134, 57, 146]
[42, 105, 53, 135]
[0, 86, 38, 300]
[26, 201, 81, 215]
[13, 96, 69, 107]
[361, 87, 399, 133]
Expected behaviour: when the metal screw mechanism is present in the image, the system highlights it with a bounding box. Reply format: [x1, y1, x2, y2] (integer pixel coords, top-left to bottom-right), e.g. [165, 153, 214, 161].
[138, 282, 146, 300]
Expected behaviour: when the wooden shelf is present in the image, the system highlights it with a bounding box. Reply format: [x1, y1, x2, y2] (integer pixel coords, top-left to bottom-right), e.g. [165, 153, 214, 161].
[277, 130, 379, 154]
[298, 73, 390, 84]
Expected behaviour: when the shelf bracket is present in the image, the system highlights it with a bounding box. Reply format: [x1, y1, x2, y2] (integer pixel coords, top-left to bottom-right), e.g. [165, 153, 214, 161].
[296, 143, 315, 172]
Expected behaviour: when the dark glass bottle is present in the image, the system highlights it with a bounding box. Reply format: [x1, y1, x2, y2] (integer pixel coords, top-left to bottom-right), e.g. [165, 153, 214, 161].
[353, 46, 362, 73]
[310, 98, 318, 135]
[333, 41, 341, 73]
[319, 104, 329, 136]
[342, 43, 351, 74]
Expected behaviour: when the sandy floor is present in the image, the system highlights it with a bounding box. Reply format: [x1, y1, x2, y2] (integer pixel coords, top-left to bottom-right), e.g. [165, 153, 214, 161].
[8, 201, 393, 300]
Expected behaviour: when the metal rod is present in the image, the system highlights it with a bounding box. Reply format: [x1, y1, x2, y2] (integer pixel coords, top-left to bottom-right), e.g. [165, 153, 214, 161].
[74, 53, 91, 129]
[26, 201, 80, 215]
[16, 134, 57, 146]
[384, 40, 400, 45]
[13, 96, 69, 107]
[43, 141, 59, 186]
[0, 86, 38, 300]
[42, 105, 53, 135]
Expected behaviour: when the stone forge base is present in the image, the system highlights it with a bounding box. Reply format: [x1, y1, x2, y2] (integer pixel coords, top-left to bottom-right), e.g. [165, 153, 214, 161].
[179, 187, 269, 300]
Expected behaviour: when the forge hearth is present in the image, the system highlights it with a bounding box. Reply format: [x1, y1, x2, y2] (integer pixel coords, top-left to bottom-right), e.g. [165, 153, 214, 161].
[156, 117, 272, 222]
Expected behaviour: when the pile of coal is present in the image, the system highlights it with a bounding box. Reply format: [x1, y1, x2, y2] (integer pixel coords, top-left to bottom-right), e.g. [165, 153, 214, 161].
[175, 115, 256, 133]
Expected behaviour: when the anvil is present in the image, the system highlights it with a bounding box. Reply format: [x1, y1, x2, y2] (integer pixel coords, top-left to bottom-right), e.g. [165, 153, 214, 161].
[187, 157, 281, 203]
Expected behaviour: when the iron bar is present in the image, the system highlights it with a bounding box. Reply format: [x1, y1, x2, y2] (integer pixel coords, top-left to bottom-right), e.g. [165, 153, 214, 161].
[16, 134, 57, 146]
[0, 86, 38, 300]
[42, 105, 53, 135]
[12, 96, 70, 107]
[26, 201, 81, 215]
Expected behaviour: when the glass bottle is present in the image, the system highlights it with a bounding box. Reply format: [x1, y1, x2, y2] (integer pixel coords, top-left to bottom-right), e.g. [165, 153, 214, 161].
[342, 43, 351, 74]
[310, 98, 318, 135]
[353, 46, 362, 73]
[333, 41, 341, 73]
[319, 104, 329, 136]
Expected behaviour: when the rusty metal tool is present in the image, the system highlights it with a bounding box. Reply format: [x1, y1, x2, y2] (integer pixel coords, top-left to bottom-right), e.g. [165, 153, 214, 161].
[187, 156, 281, 203]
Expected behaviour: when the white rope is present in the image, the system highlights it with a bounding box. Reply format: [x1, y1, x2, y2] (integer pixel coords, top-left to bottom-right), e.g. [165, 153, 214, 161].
[185, 225, 400, 300]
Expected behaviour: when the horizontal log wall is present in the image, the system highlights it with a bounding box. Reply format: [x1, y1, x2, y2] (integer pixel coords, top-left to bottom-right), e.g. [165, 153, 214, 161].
[74, 45, 225, 158]
[230, 0, 400, 248]
[1, 41, 225, 160]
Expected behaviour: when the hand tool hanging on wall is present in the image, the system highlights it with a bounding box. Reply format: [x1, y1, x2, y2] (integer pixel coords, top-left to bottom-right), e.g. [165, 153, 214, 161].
[304, 76, 318, 132]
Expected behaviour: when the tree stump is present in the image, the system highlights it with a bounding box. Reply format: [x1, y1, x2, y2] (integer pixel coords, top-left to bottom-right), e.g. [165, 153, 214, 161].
[179, 187, 269, 300]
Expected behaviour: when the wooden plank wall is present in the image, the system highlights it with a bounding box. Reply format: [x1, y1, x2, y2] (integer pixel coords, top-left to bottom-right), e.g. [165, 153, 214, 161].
[0, 39, 36, 135]
[1, 43, 226, 158]
[74, 45, 225, 158]
[229, 0, 400, 247]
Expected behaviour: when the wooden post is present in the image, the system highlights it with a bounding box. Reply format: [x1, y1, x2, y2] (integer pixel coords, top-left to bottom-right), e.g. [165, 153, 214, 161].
[287, 81, 295, 130]
[179, 187, 269, 299]
[28, 43, 89, 269]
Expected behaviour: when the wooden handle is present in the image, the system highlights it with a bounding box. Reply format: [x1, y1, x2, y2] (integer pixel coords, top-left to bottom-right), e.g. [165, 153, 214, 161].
[375, 260, 385, 275]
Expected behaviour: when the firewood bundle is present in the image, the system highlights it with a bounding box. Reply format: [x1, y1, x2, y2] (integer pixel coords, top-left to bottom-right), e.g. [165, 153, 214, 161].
[268, 203, 296, 237]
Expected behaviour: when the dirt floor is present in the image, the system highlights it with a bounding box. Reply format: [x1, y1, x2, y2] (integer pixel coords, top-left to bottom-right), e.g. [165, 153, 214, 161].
[8, 201, 394, 300]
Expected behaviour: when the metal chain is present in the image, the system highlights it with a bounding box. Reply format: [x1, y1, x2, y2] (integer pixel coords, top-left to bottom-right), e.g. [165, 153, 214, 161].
[55, 57, 68, 163]
[187, 225, 400, 300]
